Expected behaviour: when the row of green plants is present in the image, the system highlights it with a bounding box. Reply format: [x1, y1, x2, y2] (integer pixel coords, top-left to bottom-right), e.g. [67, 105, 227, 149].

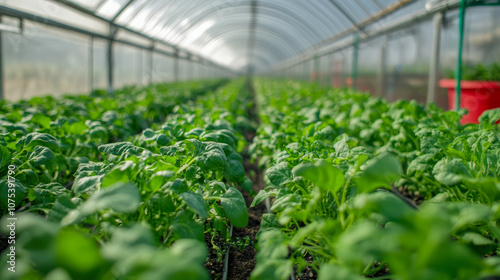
[248, 79, 500, 280]
[0, 79, 254, 279]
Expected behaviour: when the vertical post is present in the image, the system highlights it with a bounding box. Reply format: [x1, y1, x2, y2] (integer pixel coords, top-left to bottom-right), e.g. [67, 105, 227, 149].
[137, 49, 142, 86]
[173, 50, 179, 82]
[148, 48, 153, 84]
[427, 12, 443, 105]
[454, 0, 467, 111]
[106, 40, 113, 93]
[313, 55, 319, 83]
[88, 36, 93, 94]
[107, 24, 117, 94]
[351, 33, 359, 90]
[377, 36, 387, 97]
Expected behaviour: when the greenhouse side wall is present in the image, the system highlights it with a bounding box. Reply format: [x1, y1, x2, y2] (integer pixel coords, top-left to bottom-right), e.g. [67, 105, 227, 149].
[272, 6, 500, 110]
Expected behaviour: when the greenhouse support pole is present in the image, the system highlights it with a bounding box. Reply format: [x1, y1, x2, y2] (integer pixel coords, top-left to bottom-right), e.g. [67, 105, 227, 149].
[89, 36, 94, 94]
[173, 50, 179, 82]
[454, 0, 467, 111]
[313, 55, 319, 82]
[148, 49, 153, 85]
[427, 12, 443, 105]
[351, 33, 359, 90]
[106, 39, 114, 93]
[377, 37, 387, 97]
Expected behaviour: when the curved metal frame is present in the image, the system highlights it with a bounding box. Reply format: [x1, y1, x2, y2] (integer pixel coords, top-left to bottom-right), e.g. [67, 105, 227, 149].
[122, 1, 333, 46]
[49, 0, 419, 71]
[175, 13, 308, 53]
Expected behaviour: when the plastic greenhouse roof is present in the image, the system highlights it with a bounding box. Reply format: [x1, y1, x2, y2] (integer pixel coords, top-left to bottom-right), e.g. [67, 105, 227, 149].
[2, 0, 425, 71]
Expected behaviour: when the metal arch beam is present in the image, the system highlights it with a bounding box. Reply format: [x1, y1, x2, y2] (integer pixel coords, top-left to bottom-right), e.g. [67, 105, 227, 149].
[208, 38, 287, 70]
[308, 0, 414, 52]
[293, 0, 345, 34]
[246, 0, 257, 74]
[111, 0, 135, 22]
[199, 31, 294, 63]
[190, 26, 300, 61]
[150, 1, 329, 46]
[326, 0, 365, 33]
[199, 29, 297, 62]
[182, 19, 304, 55]
[172, 8, 319, 51]
[94, 0, 108, 11]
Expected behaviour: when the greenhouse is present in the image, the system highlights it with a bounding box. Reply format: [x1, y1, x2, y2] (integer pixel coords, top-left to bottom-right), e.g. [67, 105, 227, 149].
[1, 0, 500, 279]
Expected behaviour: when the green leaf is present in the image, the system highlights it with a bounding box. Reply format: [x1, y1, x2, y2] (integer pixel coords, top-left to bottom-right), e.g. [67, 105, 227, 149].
[292, 160, 345, 193]
[101, 161, 136, 188]
[266, 162, 292, 186]
[98, 142, 138, 156]
[170, 238, 208, 265]
[224, 156, 245, 183]
[30, 183, 68, 204]
[251, 189, 276, 208]
[220, 187, 248, 227]
[48, 196, 78, 222]
[318, 264, 364, 280]
[171, 210, 204, 241]
[201, 142, 227, 171]
[0, 145, 10, 171]
[72, 175, 103, 195]
[62, 182, 140, 225]
[142, 129, 157, 141]
[242, 177, 253, 192]
[29, 146, 55, 166]
[333, 137, 349, 159]
[0, 178, 27, 209]
[56, 228, 104, 276]
[479, 107, 500, 127]
[30, 113, 51, 129]
[432, 158, 470, 186]
[17, 132, 60, 152]
[355, 153, 402, 192]
[146, 171, 174, 192]
[180, 191, 208, 219]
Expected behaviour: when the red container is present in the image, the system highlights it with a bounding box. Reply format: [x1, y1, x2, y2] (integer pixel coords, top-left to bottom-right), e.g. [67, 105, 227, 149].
[439, 79, 500, 124]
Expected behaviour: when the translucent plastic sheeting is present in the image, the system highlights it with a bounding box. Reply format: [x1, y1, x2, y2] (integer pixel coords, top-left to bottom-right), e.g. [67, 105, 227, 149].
[114, 43, 144, 88]
[152, 53, 174, 83]
[3, 22, 89, 101]
[1, 0, 108, 36]
[92, 39, 108, 90]
[285, 5, 500, 110]
[62, 0, 413, 71]
[357, 37, 383, 96]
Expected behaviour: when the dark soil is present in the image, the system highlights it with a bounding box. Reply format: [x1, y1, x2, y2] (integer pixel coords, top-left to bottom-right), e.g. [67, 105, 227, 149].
[225, 79, 267, 280]
[397, 185, 424, 206]
[294, 254, 317, 280]
[204, 230, 228, 280]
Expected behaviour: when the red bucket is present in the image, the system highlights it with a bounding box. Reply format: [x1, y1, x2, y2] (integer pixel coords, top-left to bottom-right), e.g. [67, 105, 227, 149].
[439, 79, 500, 124]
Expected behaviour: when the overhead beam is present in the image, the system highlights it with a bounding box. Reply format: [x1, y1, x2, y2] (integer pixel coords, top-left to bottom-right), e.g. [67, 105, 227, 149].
[326, 0, 365, 33]
[309, 0, 414, 53]
[111, 0, 135, 22]
[246, 0, 258, 75]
